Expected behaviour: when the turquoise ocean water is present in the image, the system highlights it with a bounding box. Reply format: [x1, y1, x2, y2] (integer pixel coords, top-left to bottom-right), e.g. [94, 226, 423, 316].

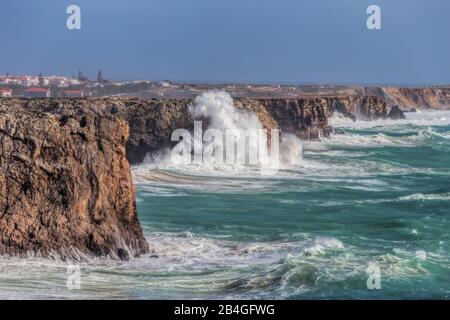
[0, 110, 449, 299]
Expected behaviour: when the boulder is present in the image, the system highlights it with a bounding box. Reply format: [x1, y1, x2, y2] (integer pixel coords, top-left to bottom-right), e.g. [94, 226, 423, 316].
[388, 105, 406, 119]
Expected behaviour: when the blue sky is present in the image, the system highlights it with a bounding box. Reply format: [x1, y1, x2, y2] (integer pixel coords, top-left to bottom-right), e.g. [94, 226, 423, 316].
[1, 0, 449, 85]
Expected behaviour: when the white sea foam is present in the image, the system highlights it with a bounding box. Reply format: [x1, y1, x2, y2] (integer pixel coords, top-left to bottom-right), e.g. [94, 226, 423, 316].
[0, 231, 445, 299]
[320, 132, 415, 147]
[310, 127, 450, 151]
[329, 110, 450, 129]
[398, 193, 450, 201]
[137, 91, 303, 177]
[190, 90, 263, 134]
[301, 237, 344, 256]
[415, 250, 427, 261]
[324, 110, 450, 149]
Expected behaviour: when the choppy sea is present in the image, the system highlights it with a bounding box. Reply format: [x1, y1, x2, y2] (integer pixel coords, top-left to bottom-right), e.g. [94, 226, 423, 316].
[0, 110, 449, 299]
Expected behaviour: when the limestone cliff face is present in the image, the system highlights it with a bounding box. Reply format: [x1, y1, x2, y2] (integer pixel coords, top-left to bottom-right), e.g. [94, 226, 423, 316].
[115, 98, 284, 163]
[1, 96, 391, 164]
[326, 96, 388, 120]
[114, 96, 389, 160]
[113, 97, 331, 162]
[0, 101, 148, 259]
[111, 99, 194, 164]
[236, 96, 388, 139]
[381, 87, 442, 110]
[250, 99, 330, 139]
[363, 86, 450, 110]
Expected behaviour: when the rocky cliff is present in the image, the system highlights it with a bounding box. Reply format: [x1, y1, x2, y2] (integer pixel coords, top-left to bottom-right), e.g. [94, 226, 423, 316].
[0, 101, 148, 260]
[118, 97, 333, 163]
[382, 87, 449, 110]
[0, 96, 393, 164]
[237, 96, 391, 138]
[113, 96, 389, 162]
[363, 86, 450, 110]
[0, 94, 403, 258]
[236, 98, 330, 140]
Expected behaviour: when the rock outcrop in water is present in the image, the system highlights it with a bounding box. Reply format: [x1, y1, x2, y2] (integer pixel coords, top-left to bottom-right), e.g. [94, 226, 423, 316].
[326, 96, 389, 120]
[248, 98, 331, 139]
[0, 101, 148, 260]
[387, 105, 406, 120]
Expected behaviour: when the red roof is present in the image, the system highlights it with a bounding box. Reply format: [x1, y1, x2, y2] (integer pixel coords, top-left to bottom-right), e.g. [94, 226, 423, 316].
[0, 88, 11, 93]
[25, 87, 49, 93]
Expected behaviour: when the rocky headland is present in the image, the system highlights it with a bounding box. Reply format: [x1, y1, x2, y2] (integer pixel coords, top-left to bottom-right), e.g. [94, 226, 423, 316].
[0, 101, 148, 260]
[0, 87, 437, 259]
[1, 95, 391, 163]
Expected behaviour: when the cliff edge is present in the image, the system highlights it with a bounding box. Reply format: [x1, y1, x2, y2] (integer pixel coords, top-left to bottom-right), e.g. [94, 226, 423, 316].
[0, 104, 148, 260]
[0, 96, 392, 164]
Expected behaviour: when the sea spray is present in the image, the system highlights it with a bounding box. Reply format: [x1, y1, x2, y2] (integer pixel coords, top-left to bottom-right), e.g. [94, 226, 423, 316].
[169, 90, 303, 173]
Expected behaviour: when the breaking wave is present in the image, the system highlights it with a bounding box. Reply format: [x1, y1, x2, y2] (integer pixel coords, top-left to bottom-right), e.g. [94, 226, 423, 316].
[329, 110, 450, 129]
[139, 91, 303, 175]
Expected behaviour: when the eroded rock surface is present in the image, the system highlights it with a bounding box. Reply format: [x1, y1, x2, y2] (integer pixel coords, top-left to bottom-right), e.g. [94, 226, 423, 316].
[0, 96, 394, 164]
[0, 105, 148, 259]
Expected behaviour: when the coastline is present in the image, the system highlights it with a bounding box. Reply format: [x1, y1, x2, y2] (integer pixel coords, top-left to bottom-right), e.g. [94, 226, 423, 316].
[0, 107, 449, 299]
[0, 85, 448, 259]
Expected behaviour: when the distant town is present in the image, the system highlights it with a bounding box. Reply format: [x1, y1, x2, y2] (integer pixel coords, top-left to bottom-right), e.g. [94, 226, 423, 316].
[2, 71, 450, 101]
[0, 71, 356, 99]
[0, 70, 170, 98]
[0, 70, 293, 99]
